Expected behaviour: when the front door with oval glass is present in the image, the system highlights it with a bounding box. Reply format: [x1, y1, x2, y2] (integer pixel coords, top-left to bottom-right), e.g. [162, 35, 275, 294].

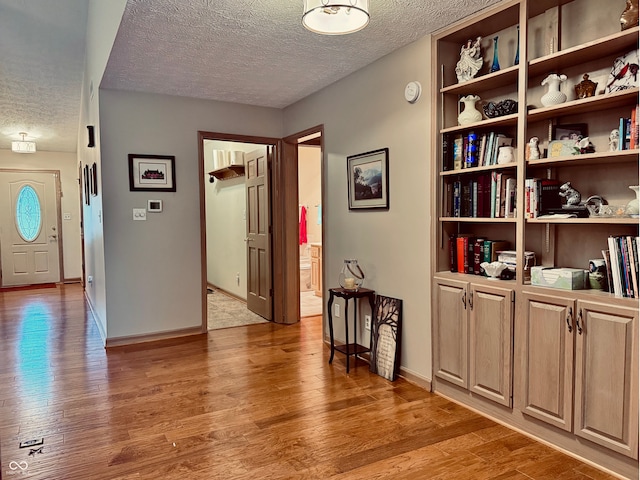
[0, 171, 61, 287]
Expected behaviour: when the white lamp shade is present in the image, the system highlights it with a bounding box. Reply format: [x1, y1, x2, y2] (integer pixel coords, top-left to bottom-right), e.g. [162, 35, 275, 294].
[11, 141, 36, 153]
[303, 0, 370, 35]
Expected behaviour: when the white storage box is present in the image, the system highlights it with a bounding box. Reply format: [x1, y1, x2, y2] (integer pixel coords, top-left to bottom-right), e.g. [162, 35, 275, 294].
[531, 266, 587, 290]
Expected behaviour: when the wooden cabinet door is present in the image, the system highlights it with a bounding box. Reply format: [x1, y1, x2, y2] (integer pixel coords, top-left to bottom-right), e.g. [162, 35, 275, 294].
[469, 283, 514, 407]
[433, 277, 468, 388]
[574, 301, 638, 459]
[521, 292, 574, 432]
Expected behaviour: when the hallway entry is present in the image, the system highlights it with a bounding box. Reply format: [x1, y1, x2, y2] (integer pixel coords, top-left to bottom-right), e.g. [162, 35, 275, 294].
[0, 170, 62, 287]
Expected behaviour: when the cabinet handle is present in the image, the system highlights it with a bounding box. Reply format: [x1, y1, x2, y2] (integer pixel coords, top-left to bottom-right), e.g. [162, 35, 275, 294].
[576, 308, 583, 335]
[468, 291, 473, 310]
[566, 307, 573, 333]
[462, 291, 466, 309]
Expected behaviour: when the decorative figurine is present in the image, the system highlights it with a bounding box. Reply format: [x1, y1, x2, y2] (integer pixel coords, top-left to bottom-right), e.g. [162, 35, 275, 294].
[621, 0, 639, 30]
[541, 73, 568, 106]
[457, 94, 483, 125]
[528, 137, 541, 160]
[574, 136, 595, 154]
[559, 182, 582, 206]
[483, 99, 518, 118]
[609, 129, 620, 151]
[574, 74, 597, 98]
[455, 37, 483, 83]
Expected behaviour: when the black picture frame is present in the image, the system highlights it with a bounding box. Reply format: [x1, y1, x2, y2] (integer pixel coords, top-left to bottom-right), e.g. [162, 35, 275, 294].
[369, 295, 402, 381]
[83, 164, 90, 205]
[90, 162, 98, 196]
[347, 148, 389, 210]
[128, 154, 176, 192]
[552, 123, 588, 141]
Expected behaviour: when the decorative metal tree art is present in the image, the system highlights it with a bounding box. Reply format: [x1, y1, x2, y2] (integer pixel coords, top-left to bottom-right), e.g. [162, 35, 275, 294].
[369, 295, 403, 381]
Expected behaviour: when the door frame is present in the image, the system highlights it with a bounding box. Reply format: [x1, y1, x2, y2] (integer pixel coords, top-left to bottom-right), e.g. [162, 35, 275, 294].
[197, 127, 324, 331]
[0, 168, 64, 287]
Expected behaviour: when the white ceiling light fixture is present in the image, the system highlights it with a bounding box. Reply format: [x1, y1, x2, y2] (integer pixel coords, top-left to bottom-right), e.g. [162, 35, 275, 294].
[12, 132, 36, 154]
[302, 0, 370, 35]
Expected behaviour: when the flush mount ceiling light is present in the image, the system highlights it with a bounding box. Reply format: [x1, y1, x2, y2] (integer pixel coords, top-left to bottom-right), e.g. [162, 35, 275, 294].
[12, 132, 36, 154]
[302, 0, 370, 35]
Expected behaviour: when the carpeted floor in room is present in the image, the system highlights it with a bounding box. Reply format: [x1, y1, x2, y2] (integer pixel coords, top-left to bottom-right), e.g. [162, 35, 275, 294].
[207, 288, 269, 330]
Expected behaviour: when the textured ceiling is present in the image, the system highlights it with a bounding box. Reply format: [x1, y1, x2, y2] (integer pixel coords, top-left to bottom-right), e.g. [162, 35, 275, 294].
[1, 0, 500, 153]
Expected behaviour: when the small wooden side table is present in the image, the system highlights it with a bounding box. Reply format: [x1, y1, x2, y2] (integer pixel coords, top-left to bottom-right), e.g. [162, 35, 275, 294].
[327, 287, 376, 373]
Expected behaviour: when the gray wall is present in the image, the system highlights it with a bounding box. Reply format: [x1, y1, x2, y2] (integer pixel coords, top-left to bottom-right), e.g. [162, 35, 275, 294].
[99, 89, 283, 339]
[283, 36, 434, 382]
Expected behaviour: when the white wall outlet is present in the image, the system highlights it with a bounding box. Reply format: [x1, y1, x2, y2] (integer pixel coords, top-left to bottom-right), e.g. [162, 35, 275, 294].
[364, 314, 371, 330]
[334, 303, 340, 318]
[63, 213, 72, 220]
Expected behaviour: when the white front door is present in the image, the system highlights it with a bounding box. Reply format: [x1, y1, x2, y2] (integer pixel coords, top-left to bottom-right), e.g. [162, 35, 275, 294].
[0, 171, 61, 287]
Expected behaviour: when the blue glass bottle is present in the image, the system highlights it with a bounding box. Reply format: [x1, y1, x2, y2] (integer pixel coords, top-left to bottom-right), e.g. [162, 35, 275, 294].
[514, 26, 520, 65]
[490, 36, 500, 73]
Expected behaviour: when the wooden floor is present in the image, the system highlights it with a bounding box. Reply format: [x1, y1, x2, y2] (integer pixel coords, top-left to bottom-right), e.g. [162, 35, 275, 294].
[0, 284, 621, 479]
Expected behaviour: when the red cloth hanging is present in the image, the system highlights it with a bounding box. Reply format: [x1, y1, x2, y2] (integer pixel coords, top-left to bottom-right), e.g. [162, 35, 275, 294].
[299, 206, 307, 245]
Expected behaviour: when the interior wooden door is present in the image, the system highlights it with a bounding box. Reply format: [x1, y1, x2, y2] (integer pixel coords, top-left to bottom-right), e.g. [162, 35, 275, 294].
[0, 171, 61, 287]
[245, 148, 272, 320]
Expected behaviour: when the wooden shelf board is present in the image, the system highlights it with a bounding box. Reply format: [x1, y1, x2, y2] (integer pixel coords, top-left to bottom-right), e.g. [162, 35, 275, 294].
[522, 284, 640, 308]
[434, 270, 517, 286]
[441, 65, 519, 95]
[527, 217, 639, 225]
[334, 343, 370, 356]
[527, 88, 639, 123]
[440, 217, 517, 223]
[527, 150, 640, 168]
[528, 27, 640, 78]
[441, 162, 517, 176]
[208, 165, 245, 181]
[441, 113, 518, 134]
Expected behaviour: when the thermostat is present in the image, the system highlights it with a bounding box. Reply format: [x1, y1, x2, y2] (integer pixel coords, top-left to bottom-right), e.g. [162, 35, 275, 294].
[148, 200, 163, 212]
[404, 81, 422, 103]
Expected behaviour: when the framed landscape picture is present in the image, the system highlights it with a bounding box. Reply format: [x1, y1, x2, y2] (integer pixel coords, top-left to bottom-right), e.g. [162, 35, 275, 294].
[347, 148, 389, 210]
[128, 154, 176, 192]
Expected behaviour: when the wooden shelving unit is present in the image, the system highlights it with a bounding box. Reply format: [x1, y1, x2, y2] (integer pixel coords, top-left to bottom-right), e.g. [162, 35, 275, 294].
[208, 165, 245, 181]
[430, 0, 639, 477]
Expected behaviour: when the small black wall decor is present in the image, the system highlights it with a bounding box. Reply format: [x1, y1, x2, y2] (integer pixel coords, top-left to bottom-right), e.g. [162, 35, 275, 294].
[87, 125, 95, 148]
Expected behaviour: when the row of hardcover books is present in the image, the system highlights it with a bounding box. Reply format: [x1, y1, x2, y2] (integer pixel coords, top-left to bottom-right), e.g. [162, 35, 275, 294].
[604, 236, 640, 298]
[525, 178, 563, 218]
[449, 235, 510, 275]
[443, 131, 513, 171]
[445, 173, 516, 218]
[617, 104, 639, 151]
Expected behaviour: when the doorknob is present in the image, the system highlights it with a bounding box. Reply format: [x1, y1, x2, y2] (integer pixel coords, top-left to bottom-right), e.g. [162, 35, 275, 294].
[244, 237, 254, 242]
[48, 234, 57, 241]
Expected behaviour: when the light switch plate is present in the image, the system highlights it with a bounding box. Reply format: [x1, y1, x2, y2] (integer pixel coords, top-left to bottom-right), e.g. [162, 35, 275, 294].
[133, 208, 147, 221]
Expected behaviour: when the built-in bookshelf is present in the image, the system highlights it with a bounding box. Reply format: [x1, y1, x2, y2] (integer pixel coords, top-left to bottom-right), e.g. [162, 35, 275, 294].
[431, 0, 639, 477]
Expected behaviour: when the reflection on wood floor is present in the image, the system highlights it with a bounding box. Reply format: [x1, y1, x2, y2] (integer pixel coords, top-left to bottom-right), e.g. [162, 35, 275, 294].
[0, 284, 618, 479]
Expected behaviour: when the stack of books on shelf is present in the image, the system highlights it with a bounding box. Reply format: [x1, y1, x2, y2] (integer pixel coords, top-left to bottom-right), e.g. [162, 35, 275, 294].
[443, 132, 513, 171]
[445, 173, 516, 218]
[525, 178, 562, 218]
[603, 235, 640, 298]
[617, 104, 639, 150]
[448, 235, 510, 276]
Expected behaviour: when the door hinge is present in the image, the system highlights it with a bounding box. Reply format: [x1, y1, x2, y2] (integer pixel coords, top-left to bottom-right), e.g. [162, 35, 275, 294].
[269, 289, 273, 297]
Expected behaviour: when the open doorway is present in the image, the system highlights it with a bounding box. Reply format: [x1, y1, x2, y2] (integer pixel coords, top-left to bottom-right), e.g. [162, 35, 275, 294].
[297, 135, 323, 318]
[201, 135, 274, 330]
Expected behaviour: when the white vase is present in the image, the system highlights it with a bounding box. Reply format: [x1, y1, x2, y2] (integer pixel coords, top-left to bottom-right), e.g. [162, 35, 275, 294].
[627, 185, 640, 215]
[458, 95, 482, 125]
[541, 74, 568, 107]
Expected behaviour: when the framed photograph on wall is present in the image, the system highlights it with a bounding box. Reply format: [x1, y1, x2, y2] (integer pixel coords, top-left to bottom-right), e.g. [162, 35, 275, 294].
[90, 162, 98, 196]
[83, 164, 90, 205]
[128, 154, 176, 192]
[347, 148, 389, 210]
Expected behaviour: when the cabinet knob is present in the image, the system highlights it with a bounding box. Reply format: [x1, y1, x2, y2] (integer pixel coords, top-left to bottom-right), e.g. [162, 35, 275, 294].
[576, 309, 583, 335]
[566, 307, 573, 333]
[461, 291, 466, 309]
[468, 291, 473, 310]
